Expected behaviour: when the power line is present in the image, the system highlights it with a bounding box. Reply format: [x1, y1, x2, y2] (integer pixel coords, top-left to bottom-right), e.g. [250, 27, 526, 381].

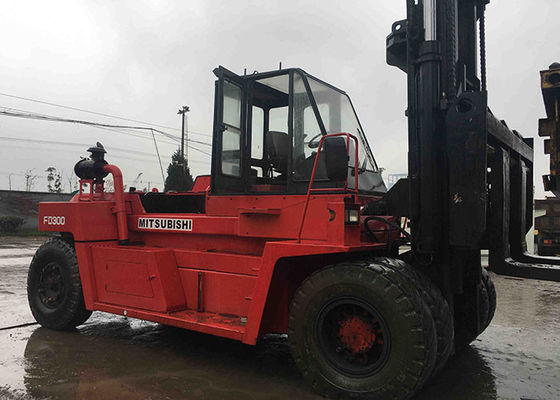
[0, 136, 160, 157]
[0, 106, 212, 188]
[0, 91, 179, 132]
[0, 91, 213, 138]
[0, 141, 210, 166]
[0, 106, 212, 146]
[150, 129, 166, 186]
[0, 107, 181, 141]
[0, 111, 170, 175]
[0, 107, 178, 147]
[1, 143, 164, 166]
[189, 144, 212, 157]
[88, 124, 180, 146]
[0, 170, 166, 188]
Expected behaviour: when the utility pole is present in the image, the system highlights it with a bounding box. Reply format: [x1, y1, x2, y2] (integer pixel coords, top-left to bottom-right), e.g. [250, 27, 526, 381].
[8, 173, 12, 190]
[177, 106, 190, 170]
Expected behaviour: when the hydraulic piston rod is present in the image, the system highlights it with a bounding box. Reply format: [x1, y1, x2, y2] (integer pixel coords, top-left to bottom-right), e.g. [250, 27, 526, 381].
[423, 0, 437, 41]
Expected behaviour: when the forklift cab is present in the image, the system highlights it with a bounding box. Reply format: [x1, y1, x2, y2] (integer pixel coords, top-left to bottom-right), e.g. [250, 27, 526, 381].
[210, 66, 387, 195]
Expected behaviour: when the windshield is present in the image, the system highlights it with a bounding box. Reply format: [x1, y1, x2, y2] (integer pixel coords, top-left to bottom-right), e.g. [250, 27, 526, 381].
[243, 69, 385, 194]
[306, 76, 378, 173]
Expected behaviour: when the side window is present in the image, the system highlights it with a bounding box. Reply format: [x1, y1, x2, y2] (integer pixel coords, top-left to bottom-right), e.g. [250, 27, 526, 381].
[293, 73, 322, 180]
[269, 106, 288, 132]
[250, 75, 290, 187]
[251, 106, 264, 160]
[221, 81, 242, 177]
[303, 106, 321, 158]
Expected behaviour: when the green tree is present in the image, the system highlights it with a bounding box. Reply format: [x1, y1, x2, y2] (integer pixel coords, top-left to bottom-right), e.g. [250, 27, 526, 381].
[45, 167, 62, 193]
[164, 149, 194, 192]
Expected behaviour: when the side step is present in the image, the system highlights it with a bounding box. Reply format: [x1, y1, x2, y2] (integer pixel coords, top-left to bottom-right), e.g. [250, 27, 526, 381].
[94, 302, 246, 341]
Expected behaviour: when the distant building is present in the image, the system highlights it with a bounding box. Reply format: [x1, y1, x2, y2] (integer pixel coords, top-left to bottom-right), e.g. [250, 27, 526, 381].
[0, 190, 72, 231]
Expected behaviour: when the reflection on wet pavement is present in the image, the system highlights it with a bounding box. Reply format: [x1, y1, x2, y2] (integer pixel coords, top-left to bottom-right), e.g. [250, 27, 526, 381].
[21, 321, 316, 400]
[0, 238, 559, 399]
[0, 238, 40, 328]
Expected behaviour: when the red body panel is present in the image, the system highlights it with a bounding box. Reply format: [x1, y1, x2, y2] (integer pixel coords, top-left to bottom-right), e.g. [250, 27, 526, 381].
[39, 169, 396, 345]
[91, 246, 186, 312]
[191, 175, 211, 192]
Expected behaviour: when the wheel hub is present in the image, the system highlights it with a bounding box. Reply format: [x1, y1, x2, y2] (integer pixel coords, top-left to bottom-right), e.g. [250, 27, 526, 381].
[337, 315, 377, 354]
[38, 263, 64, 308]
[316, 298, 390, 377]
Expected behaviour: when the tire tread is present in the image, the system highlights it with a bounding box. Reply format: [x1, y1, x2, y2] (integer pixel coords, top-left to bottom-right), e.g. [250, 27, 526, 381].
[288, 259, 437, 400]
[374, 257, 454, 377]
[27, 237, 91, 330]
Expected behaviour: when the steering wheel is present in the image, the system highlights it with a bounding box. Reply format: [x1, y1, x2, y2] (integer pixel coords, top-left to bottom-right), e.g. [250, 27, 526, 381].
[307, 133, 324, 149]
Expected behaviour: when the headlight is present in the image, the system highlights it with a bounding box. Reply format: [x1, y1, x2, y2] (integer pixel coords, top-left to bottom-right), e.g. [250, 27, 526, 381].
[345, 209, 359, 224]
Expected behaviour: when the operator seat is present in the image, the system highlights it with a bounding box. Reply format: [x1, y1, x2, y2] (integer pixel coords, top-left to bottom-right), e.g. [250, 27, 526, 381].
[265, 131, 290, 177]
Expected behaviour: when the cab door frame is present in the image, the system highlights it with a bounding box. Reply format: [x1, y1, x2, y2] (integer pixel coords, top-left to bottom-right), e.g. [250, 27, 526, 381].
[211, 66, 248, 194]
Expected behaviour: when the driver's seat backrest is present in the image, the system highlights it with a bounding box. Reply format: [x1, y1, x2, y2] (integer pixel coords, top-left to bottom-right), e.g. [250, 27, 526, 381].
[265, 131, 290, 174]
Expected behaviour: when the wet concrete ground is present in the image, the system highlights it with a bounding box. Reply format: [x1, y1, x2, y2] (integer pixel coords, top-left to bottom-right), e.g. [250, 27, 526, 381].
[0, 237, 559, 400]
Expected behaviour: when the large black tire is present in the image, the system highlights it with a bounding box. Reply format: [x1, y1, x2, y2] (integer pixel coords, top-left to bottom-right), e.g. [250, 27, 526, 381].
[454, 274, 490, 349]
[481, 268, 496, 330]
[479, 283, 490, 332]
[27, 237, 91, 330]
[375, 257, 454, 377]
[288, 260, 437, 400]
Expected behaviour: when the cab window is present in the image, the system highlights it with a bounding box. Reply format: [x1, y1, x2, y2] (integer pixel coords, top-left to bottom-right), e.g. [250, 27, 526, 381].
[249, 75, 289, 190]
[221, 81, 242, 177]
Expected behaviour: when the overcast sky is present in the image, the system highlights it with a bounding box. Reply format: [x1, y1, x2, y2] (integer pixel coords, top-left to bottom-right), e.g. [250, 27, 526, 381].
[0, 0, 558, 197]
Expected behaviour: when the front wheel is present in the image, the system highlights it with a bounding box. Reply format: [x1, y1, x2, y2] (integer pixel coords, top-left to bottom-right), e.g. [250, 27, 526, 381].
[27, 237, 91, 330]
[288, 260, 437, 400]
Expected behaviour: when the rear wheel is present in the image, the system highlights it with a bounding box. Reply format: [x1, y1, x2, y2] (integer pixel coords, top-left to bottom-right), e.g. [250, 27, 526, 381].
[374, 257, 454, 377]
[27, 237, 91, 330]
[288, 260, 437, 400]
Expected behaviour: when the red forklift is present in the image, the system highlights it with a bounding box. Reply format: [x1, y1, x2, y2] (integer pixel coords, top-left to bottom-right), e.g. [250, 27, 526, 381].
[27, 1, 557, 399]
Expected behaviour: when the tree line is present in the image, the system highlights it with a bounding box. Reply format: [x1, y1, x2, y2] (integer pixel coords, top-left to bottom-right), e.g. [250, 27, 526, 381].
[17, 148, 194, 193]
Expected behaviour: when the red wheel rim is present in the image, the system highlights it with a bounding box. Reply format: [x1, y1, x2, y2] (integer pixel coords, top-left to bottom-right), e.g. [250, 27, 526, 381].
[315, 297, 390, 377]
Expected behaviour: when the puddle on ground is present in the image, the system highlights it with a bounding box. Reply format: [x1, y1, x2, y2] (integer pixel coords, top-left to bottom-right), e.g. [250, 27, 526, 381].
[0, 239, 559, 399]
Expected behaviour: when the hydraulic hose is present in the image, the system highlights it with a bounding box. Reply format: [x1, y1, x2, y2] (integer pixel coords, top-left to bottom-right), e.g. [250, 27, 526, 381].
[364, 216, 411, 241]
